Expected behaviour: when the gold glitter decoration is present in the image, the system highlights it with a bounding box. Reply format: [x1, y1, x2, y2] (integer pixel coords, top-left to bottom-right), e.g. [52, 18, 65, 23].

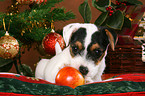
[0, 31, 19, 59]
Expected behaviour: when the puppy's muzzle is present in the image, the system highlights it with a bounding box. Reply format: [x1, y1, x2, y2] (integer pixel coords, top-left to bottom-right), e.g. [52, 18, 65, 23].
[79, 65, 89, 76]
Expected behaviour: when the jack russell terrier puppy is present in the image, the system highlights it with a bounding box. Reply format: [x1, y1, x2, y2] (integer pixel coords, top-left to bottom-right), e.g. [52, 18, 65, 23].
[35, 23, 118, 84]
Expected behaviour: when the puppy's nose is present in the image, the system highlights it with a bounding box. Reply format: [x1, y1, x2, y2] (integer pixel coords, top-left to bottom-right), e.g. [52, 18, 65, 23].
[79, 65, 89, 76]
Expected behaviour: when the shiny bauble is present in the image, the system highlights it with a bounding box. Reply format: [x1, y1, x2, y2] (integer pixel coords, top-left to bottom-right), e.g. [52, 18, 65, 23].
[17, 0, 47, 4]
[42, 32, 65, 56]
[0, 32, 19, 59]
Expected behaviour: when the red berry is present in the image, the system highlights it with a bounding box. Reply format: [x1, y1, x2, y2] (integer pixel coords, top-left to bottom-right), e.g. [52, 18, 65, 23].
[109, 13, 112, 16]
[121, 2, 124, 5]
[109, 10, 114, 14]
[123, 3, 126, 6]
[106, 6, 112, 11]
[108, 6, 112, 10]
[117, 2, 120, 5]
[109, 10, 114, 16]
[116, 1, 118, 4]
[106, 7, 109, 11]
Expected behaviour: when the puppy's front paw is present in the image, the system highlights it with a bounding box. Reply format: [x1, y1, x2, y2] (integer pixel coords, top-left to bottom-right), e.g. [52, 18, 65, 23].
[35, 59, 50, 79]
[85, 77, 94, 84]
[94, 76, 102, 82]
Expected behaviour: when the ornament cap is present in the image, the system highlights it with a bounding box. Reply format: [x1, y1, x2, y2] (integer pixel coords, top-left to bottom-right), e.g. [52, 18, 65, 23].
[5, 31, 9, 36]
[51, 29, 55, 33]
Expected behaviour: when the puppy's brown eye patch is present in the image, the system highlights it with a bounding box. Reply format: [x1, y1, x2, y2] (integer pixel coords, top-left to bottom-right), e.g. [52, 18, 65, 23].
[91, 43, 104, 57]
[75, 41, 83, 50]
[70, 41, 84, 57]
[87, 43, 104, 64]
[90, 43, 100, 51]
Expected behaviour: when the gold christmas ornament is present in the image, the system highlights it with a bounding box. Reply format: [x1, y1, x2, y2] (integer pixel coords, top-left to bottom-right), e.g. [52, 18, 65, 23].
[0, 31, 19, 59]
[17, 0, 34, 4]
[16, 0, 47, 4]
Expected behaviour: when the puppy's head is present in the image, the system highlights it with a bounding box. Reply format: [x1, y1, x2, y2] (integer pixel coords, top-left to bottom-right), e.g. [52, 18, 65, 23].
[63, 23, 117, 81]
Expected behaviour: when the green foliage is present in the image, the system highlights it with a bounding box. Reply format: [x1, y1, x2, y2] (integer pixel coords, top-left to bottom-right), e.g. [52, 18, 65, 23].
[79, 0, 92, 23]
[0, 30, 5, 37]
[0, 57, 13, 72]
[95, 12, 108, 26]
[80, 0, 142, 30]
[93, 0, 142, 30]
[92, 0, 110, 12]
[106, 10, 124, 30]
[117, 0, 142, 5]
[0, 0, 75, 46]
[0, 0, 75, 75]
[51, 8, 75, 21]
[18, 64, 34, 77]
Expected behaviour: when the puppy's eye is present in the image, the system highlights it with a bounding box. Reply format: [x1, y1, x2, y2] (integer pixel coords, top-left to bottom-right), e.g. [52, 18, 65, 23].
[72, 46, 78, 51]
[71, 43, 84, 56]
[87, 48, 103, 61]
[72, 45, 79, 54]
[94, 49, 102, 56]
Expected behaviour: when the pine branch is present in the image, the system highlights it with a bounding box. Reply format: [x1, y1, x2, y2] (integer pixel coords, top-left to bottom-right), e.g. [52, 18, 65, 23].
[0, 0, 75, 46]
[50, 7, 75, 21]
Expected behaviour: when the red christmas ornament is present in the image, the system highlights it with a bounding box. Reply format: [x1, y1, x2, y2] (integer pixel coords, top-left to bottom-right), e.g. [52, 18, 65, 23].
[42, 32, 65, 56]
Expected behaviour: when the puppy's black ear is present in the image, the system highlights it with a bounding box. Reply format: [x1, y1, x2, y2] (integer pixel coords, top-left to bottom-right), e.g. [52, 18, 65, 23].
[100, 27, 118, 51]
[63, 23, 80, 46]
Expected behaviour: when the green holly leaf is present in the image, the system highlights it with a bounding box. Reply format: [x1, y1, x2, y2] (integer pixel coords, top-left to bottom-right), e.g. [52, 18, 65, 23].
[0, 0, 5, 1]
[0, 58, 13, 72]
[123, 16, 132, 28]
[127, 0, 143, 5]
[107, 10, 124, 30]
[18, 64, 34, 77]
[92, 0, 110, 12]
[79, 0, 92, 23]
[94, 12, 108, 26]
[0, 57, 13, 67]
[117, 0, 143, 5]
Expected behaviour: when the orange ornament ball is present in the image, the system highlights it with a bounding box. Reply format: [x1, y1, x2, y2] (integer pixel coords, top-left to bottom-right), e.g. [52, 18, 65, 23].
[55, 67, 85, 89]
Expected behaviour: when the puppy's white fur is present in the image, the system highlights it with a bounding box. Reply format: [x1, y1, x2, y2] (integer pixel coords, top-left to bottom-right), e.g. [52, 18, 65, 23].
[35, 23, 108, 83]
